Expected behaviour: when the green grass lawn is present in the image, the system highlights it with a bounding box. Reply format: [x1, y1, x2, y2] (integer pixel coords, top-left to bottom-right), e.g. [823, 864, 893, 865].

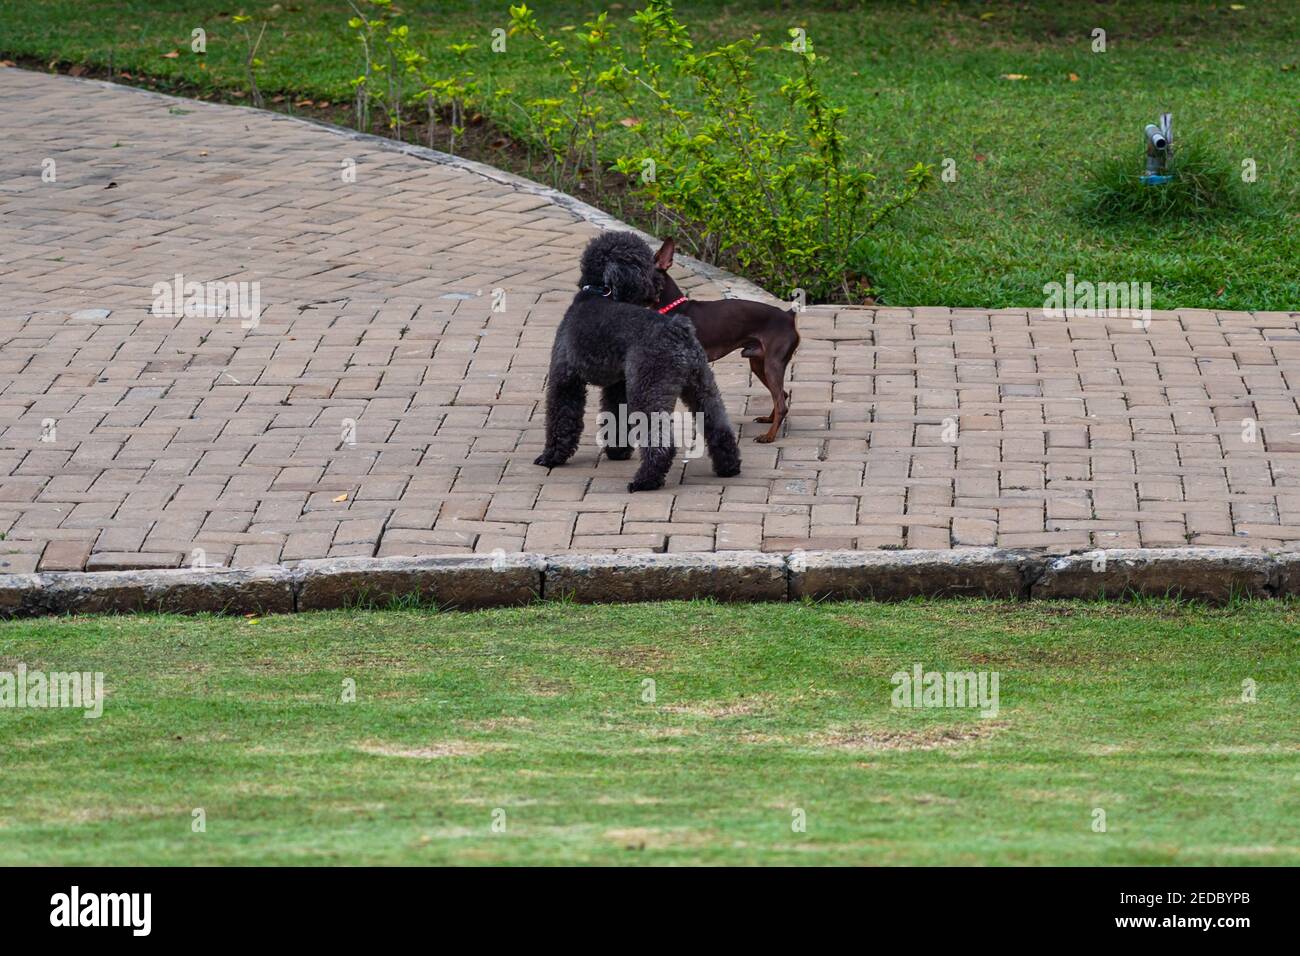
[2, 0, 1297, 309]
[1, 599, 1297, 865]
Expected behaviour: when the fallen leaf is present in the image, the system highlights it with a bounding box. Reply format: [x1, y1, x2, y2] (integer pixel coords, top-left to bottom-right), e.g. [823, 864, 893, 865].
[618, 117, 641, 127]
[333, 493, 349, 502]
[318, 101, 330, 108]
[69, 64, 87, 77]
[1001, 73, 1028, 81]
[1068, 72, 1080, 82]
[198, 150, 208, 156]
[974, 153, 987, 162]
[0, 60, 15, 68]
[272, 95, 285, 103]
[1215, 287, 1226, 297]
[296, 99, 314, 106]
[979, 11, 996, 19]
[1229, 4, 1246, 9]
[161, 51, 180, 59]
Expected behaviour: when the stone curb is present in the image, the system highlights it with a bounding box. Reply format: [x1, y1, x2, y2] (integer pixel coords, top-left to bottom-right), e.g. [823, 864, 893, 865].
[0, 549, 1290, 618]
[790, 548, 1040, 601]
[545, 551, 786, 603]
[1032, 548, 1276, 602]
[293, 554, 544, 611]
[0, 568, 294, 617]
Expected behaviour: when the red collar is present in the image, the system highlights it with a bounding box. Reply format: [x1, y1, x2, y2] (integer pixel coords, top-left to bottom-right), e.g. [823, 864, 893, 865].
[657, 296, 688, 315]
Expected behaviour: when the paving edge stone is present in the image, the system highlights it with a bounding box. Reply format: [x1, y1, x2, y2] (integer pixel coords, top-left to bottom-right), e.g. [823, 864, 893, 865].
[545, 551, 787, 602]
[789, 548, 1041, 601]
[294, 554, 546, 611]
[1030, 548, 1277, 602]
[0, 549, 1292, 618]
[0, 568, 294, 617]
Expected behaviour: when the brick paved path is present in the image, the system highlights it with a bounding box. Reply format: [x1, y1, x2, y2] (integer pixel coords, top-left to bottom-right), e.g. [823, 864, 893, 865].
[2, 69, 1299, 572]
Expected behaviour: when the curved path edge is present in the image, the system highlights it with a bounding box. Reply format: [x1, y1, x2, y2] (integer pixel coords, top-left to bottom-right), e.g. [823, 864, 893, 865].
[29, 71, 779, 304]
[1, 547, 1292, 617]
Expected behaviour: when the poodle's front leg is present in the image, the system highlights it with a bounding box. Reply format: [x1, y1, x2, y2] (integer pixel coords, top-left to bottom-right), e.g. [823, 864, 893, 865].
[598, 381, 633, 460]
[534, 364, 586, 468]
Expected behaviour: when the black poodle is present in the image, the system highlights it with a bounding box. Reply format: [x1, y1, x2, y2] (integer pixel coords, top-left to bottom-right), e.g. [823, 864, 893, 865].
[534, 231, 742, 492]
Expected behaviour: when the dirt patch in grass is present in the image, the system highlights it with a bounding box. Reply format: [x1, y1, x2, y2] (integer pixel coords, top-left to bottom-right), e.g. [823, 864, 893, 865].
[524, 679, 571, 698]
[809, 722, 1002, 752]
[602, 826, 716, 850]
[354, 740, 498, 759]
[589, 645, 674, 668]
[660, 694, 775, 718]
[1083, 743, 1133, 756]
[461, 716, 534, 732]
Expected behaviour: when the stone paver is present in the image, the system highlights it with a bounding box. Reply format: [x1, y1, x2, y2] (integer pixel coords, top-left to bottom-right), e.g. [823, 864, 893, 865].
[2, 68, 1300, 571]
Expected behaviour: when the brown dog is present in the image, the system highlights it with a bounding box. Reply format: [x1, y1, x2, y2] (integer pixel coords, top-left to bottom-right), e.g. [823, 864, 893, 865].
[653, 238, 799, 443]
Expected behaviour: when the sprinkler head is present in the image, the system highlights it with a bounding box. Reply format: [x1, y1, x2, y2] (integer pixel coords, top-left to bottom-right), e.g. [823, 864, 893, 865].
[1141, 112, 1173, 185]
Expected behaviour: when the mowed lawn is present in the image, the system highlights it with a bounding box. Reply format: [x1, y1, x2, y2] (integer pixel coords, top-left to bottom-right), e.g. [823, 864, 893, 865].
[1, 599, 1297, 865]
[1, 0, 1296, 310]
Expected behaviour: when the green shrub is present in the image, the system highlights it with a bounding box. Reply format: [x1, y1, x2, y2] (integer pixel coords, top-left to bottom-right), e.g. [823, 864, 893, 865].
[509, 0, 930, 302]
[339, 1, 929, 302]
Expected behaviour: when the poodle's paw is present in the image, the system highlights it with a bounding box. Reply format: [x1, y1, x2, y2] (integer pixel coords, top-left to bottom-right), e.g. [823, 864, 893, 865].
[713, 460, 742, 477]
[534, 452, 565, 468]
[628, 475, 665, 493]
[604, 446, 634, 461]
[754, 414, 774, 423]
[753, 433, 775, 444]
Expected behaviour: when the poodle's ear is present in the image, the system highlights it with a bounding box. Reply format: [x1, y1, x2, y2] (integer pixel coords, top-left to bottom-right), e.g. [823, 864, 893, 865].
[654, 237, 676, 271]
[604, 259, 657, 306]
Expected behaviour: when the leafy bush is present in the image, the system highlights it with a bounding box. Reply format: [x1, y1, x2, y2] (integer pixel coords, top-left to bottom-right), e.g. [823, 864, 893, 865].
[507, 8, 612, 196]
[345, 0, 930, 302]
[618, 2, 931, 300]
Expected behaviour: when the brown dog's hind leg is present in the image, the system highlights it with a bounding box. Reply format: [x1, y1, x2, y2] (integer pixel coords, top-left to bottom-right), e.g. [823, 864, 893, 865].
[747, 355, 777, 424]
[754, 353, 790, 443]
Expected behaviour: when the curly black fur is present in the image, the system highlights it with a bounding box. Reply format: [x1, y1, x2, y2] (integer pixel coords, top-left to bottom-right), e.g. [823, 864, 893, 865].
[534, 232, 742, 492]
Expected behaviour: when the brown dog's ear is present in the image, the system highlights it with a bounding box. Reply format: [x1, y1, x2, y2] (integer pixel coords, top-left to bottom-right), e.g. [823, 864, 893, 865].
[654, 237, 675, 271]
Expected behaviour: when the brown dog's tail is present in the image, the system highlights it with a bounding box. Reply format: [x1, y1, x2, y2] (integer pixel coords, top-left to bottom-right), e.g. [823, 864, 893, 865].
[785, 308, 800, 364]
